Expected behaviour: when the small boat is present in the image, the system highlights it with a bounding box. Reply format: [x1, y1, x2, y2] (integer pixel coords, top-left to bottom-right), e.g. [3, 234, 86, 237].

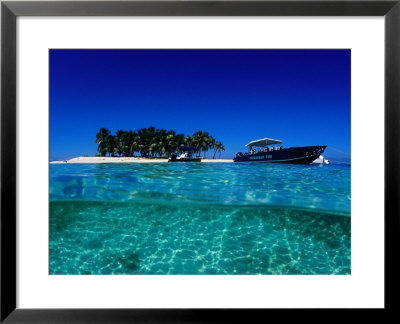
[168, 146, 203, 162]
[233, 138, 327, 164]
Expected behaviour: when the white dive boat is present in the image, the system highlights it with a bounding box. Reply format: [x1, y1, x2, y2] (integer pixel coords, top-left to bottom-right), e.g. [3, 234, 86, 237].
[168, 147, 203, 162]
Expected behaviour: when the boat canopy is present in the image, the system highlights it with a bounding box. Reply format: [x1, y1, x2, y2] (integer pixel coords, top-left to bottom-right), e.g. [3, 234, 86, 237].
[245, 138, 282, 147]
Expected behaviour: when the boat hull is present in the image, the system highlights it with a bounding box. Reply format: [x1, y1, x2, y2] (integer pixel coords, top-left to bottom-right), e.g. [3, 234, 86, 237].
[233, 145, 327, 164]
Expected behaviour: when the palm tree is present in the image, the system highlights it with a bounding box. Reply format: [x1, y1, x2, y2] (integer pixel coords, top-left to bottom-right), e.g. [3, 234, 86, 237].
[154, 128, 168, 157]
[215, 141, 226, 159]
[164, 130, 178, 157]
[209, 136, 217, 159]
[136, 127, 155, 157]
[130, 131, 140, 156]
[115, 130, 131, 156]
[183, 135, 193, 147]
[105, 134, 116, 157]
[146, 126, 157, 157]
[172, 133, 185, 155]
[95, 128, 111, 157]
[192, 131, 211, 157]
[212, 140, 219, 159]
[127, 130, 136, 156]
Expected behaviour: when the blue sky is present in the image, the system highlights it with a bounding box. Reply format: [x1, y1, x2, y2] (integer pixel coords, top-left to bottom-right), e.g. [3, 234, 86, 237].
[50, 49, 351, 162]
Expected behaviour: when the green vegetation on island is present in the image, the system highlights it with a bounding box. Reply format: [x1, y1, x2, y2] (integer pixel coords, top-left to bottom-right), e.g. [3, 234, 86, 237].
[95, 127, 226, 158]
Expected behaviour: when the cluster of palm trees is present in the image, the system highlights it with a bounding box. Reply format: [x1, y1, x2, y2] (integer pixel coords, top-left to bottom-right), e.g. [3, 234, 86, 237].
[95, 127, 226, 158]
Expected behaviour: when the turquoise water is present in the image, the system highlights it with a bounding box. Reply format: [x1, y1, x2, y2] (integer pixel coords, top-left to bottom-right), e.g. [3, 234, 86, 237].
[49, 162, 351, 275]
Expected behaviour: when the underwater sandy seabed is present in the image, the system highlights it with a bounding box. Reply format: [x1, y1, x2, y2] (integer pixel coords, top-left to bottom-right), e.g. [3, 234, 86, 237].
[50, 162, 351, 275]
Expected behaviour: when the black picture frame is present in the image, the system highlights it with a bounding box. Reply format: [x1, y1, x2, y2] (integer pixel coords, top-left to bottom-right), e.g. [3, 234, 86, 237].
[1, 0, 399, 322]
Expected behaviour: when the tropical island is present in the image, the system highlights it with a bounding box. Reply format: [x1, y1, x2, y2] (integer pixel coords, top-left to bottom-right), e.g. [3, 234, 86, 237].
[51, 127, 233, 163]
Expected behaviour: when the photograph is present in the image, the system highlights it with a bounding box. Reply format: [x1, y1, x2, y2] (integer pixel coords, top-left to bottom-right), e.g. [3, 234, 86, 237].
[49, 49, 351, 275]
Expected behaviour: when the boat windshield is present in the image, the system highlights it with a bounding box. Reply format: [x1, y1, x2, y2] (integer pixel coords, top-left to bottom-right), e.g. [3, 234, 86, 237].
[248, 144, 283, 154]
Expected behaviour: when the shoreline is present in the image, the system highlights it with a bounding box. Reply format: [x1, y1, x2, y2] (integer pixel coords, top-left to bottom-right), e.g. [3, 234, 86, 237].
[50, 156, 234, 164]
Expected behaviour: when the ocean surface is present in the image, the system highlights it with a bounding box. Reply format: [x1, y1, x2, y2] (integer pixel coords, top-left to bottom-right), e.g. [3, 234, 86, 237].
[49, 162, 351, 275]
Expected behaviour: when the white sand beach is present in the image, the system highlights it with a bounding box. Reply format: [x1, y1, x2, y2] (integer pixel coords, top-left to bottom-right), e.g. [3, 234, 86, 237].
[50, 156, 233, 164]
